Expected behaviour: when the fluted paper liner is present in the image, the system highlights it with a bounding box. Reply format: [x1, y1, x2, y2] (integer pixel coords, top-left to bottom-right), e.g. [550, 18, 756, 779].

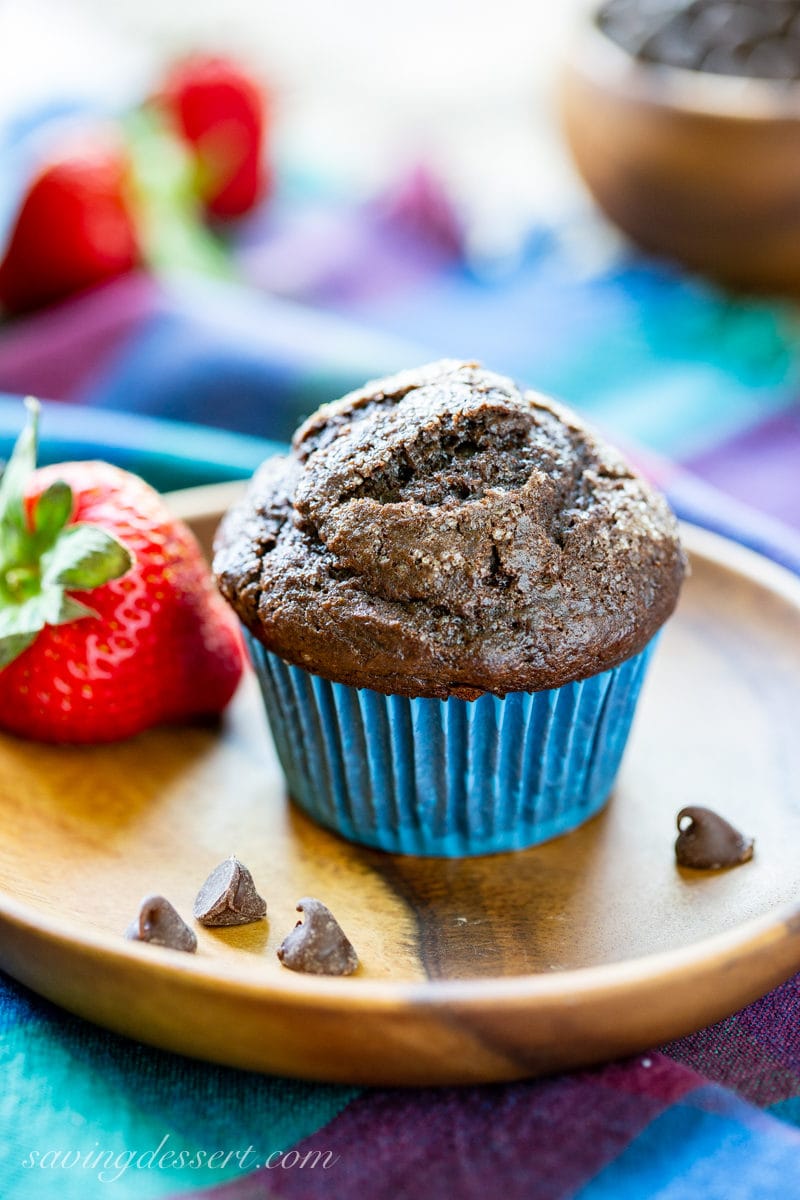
[245, 632, 655, 857]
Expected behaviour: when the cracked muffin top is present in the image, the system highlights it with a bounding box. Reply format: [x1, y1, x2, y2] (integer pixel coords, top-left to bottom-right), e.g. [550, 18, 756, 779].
[214, 360, 686, 698]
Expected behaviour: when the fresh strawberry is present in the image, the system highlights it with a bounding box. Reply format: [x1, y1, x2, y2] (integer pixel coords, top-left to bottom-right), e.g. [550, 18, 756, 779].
[0, 400, 243, 743]
[0, 132, 141, 316]
[156, 54, 270, 219]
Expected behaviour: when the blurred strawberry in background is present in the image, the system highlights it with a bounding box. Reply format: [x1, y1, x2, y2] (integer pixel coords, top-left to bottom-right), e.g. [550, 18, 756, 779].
[155, 54, 271, 220]
[0, 54, 272, 319]
[0, 131, 141, 316]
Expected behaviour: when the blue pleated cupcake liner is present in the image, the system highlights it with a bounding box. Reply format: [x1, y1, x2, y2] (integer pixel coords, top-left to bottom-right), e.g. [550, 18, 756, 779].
[245, 632, 657, 857]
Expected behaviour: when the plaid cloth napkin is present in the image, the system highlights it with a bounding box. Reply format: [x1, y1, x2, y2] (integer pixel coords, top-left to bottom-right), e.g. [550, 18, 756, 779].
[2, 130, 800, 1200]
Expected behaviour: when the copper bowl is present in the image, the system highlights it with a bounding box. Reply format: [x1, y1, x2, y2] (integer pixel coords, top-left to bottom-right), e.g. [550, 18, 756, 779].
[560, 9, 800, 293]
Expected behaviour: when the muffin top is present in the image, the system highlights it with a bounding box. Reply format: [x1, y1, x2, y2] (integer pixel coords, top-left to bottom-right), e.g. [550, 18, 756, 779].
[214, 361, 686, 698]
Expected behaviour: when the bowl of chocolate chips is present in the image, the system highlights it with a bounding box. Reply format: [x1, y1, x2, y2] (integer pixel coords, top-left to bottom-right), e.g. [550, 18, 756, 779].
[560, 0, 800, 293]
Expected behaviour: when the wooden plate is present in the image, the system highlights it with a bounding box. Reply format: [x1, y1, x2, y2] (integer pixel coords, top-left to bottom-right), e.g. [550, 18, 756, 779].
[1, 490, 800, 1086]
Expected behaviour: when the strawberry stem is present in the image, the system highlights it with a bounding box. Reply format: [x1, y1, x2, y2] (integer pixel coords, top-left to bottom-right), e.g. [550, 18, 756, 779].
[0, 400, 135, 670]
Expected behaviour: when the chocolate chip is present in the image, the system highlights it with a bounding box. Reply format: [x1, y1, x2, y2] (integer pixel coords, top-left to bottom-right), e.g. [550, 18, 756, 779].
[746, 37, 800, 79]
[277, 898, 359, 976]
[124, 895, 197, 952]
[675, 806, 754, 870]
[641, 17, 706, 69]
[598, 0, 800, 80]
[700, 44, 752, 75]
[193, 856, 267, 927]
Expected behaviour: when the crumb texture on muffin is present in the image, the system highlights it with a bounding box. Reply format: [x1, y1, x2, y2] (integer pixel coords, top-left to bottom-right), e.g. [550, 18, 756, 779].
[214, 361, 686, 697]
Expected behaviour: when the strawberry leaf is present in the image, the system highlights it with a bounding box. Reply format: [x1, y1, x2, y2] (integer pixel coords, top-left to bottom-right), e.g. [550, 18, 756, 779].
[0, 587, 99, 669]
[1, 400, 135, 672]
[42, 524, 133, 591]
[53, 594, 99, 624]
[0, 594, 47, 637]
[0, 632, 35, 668]
[0, 590, 67, 638]
[33, 480, 73, 549]
[0, 396, 38, 526]
[0, 396, 39, 561]
[123, 108, 233, 280]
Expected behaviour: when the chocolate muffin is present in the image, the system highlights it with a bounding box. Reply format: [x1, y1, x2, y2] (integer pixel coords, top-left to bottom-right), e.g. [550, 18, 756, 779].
[215, 360, 684, 699]
[215, 361, 685, 856]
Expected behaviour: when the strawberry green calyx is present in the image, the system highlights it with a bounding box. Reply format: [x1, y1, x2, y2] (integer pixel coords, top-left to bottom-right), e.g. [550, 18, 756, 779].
[0, 398, 134, 669]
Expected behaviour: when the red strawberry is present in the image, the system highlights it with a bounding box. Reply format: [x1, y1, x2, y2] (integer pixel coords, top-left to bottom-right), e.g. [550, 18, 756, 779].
[156, 55, 270, 219]
[0, 400, 243, 743]
[0, 131, 141, 316]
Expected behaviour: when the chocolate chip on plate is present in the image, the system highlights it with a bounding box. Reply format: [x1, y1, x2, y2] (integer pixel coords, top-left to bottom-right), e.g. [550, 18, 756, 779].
[193, 855, 267, 927]
[675, 806, 754, 870]
[277, 898, 359, 976]
[125, 895, 197, 952]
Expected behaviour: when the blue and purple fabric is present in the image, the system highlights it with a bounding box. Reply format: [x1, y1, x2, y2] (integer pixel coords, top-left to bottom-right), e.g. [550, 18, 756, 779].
[2, 103, 800, 1199]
